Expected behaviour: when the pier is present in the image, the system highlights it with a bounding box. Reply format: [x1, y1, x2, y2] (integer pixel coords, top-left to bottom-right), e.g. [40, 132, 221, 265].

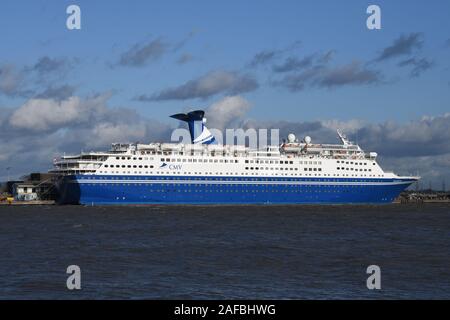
[0, 200, 55, 206]
[395, 190, 450, 204]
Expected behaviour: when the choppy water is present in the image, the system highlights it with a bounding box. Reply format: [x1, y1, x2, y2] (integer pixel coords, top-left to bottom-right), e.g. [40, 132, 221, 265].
[0, 204, 449, 299]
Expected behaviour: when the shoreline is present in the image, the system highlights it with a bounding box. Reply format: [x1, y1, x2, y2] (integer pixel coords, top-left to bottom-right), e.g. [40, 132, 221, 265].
[0, 200, 55, 206]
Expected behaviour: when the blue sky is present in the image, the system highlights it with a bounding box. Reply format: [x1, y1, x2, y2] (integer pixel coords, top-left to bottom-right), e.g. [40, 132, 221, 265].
[1, 0, 449, 122]
[0, 0, 450, 186]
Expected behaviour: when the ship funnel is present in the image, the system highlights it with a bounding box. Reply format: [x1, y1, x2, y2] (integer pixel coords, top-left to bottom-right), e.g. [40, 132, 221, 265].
[170, 110, 216, 144]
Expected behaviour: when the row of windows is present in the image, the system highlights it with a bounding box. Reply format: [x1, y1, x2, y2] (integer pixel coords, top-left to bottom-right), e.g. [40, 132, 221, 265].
[162, 158, 239, 163]
[158, 158, 327, 165]
[104, 164, 155, 169]
[245, 160, 297, 164]
[245, 167, 303, 171]
[243, 167, 323, 172]
[337, 160, 375, 166]
[115, 156, 150, 161]
[337, 167, 372, 172]
[111, 156, 370, 167]
[299, 161, 322, 165]
[135, 151, 233, 156]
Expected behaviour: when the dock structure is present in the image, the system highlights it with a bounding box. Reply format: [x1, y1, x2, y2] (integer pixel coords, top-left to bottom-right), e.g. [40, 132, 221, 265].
[0, 173, 60, 204]
[397, 190, 450, 203]
[0, 200, 55, 206]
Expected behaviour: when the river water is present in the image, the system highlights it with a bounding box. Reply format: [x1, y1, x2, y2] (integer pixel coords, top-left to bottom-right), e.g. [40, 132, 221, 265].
[0, 204, 449, 299]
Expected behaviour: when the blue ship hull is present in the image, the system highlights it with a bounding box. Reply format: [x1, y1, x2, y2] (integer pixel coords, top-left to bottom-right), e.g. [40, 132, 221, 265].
[56, 174, 416, 205]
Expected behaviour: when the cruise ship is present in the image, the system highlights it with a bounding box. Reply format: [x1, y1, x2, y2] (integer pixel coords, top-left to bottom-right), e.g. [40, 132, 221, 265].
[52, 110, 419, 205]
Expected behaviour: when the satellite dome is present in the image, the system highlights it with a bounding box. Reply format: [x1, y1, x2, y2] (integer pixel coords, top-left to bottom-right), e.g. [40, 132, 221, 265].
[287, 133, 296, 143]
[304, 136, 311, 144]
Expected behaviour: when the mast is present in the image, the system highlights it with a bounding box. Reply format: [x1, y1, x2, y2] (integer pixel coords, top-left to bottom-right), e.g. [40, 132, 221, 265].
[337, 129, 351, 146]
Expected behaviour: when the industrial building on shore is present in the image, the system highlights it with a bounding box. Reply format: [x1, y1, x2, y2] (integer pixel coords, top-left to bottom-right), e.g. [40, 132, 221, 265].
[1, 173, 58, 204]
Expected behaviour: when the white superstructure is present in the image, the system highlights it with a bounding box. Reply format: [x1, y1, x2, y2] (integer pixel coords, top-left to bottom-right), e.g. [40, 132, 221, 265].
[51, 132, 407, 181]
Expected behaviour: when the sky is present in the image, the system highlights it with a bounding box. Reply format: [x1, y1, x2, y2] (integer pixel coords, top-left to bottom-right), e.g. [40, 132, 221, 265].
[0, 0, 449, 188]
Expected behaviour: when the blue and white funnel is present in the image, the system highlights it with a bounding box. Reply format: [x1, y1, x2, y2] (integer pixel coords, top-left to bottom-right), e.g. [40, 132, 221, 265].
[170, 110, 216, 144]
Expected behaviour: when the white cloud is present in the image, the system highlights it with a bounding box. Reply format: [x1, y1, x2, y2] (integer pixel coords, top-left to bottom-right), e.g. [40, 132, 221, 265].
[87, 122, 147, 148]
[321, 119, 366, 134]
[206, 95, 252, 131]
[9, 94, 110, 131]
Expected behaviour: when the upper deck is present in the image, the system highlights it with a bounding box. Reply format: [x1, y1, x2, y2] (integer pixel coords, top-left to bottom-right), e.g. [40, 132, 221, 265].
[50, 130, 387, 179]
